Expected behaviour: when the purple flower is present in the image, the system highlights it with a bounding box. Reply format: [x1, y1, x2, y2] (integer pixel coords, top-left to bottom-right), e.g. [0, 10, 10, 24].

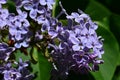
[17, 58, 34, 80]
[0, 0, 7, 4]
[14, 0, 53, 23]
[8, 9, 30, 48]
[35, 31, 43, 41]
[0, 1, 104, 80]
[37, 15, 49, 24]
[66, 12, 90, 23]
[72, 51, 103, 72]
[1, 58, 34, 80]
[0, 43, 15, 61]
[40, 0, 55, 9]
[0, 7, 9, 29]
[14, 0, 55, 29]
[3, 69, 21, 80]
[18, 58, 29, 70]
[49, 9, 104, 79]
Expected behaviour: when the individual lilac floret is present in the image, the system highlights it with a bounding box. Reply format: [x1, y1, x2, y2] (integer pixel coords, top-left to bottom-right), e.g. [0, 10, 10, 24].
[40, 0, 55, 10]
[17, 58, 34, 80]
[8, 9, 30, 48]
[41, 17, 60, 38]
[35, 31, 43, 41]
[3, 69, 21, 80]
[17, 58, 29, 70]
[23, 0, 42, 20]
[0, 43, 15, 61]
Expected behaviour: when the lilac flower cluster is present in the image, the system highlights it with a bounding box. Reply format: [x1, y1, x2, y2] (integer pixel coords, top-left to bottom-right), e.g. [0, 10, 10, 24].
[0, 0, 30, 48]
[0, 58, 33, 80]
[49, 11, 104, 79]
[14, 0, 55, 24]
[8, 9, 30, 48]
[0, 42, 33, 80]
[0, 1, 35, 80]
[0, 0, 55, 48]
[0, 43, 15, 61]
[0, 0, 104, 80]
[0, 0, 8, 29]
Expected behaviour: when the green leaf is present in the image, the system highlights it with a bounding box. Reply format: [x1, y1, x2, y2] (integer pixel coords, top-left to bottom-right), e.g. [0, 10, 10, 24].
[31, 47, 52, 80]
[112, 66, 120, 80]
[109, 14, 120, 65]
[59, 20, 68, 26]
[118, 54, 120, 65]
[110, 14, 120, 45]
[7, 0, 16, 13]
[91, 23, 119, 80]
[52, 0, 59, 17]
[95, 17, 110, 31]
[113, 74, 120, 80]
[85, 0, 111, 20]
[15, 50, 30, 61]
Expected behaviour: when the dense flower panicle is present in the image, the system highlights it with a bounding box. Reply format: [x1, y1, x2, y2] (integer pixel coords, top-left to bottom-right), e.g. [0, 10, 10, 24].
[0, 58, 34, 80]
[14, 0, 55, 24]
[15, 0, 55, 10]
[0, 43, 15, 61]
[49, 10, 104, 79]
[8, 9, 30, 48]
[12, 0, 55, 43]
[0, 3, 30, 48]
[66, 12, 104, 58]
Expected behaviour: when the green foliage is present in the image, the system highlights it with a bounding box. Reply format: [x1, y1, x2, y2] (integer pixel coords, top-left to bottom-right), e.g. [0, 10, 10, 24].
[85, 0, 111, 20]
[15, 49, 30, 61]
[112, 66, 120, 80]
[15, 47, 52, 80]
[31, 47, 52, 80]
[110, 14, 120, 46]
[52, 0, 59, 17]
